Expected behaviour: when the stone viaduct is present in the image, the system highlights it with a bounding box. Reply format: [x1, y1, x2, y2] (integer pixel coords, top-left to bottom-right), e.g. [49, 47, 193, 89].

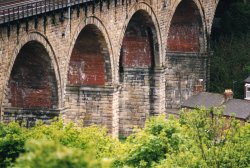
[0, 0, 220, 136]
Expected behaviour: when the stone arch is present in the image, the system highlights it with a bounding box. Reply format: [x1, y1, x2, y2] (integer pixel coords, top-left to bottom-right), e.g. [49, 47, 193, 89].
[207, 0, 221, 35]
[64, 16, 115, 131]
[65, 16, 114, 87]
[210, 0, 230, 39]
[166, 0, 207, 53]
[1, 32, 62, 123]
[118, 3, 162, 136]
[117, 2, 163, 69]
[164, 0, 210, 110]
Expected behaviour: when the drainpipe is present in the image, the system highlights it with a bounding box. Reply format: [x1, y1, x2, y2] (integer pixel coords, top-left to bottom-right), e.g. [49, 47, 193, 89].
[68, 0, 71, 24]
[67, 0, 71, 36]
[63, 0, 71, 37]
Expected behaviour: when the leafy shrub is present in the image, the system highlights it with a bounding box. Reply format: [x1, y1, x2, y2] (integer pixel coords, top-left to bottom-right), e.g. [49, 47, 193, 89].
[15, 140, 112, 168]
[0, 122, 27, 167]
[114, 115, 182, 168]
[27, 120, 121, 159]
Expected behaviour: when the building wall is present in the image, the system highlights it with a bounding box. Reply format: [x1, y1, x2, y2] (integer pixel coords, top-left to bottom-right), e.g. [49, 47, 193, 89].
[0, 0, 219, 136]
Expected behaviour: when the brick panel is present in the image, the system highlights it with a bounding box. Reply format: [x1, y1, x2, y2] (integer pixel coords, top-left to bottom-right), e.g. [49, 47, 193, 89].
[68, 51, 105, 86]
[9, 78, 52, 108]
[68, 27, 106, 86]
[122, 36, 152, 68]
[7, 43, 55, 109]
[168, 24, 200, 52]
[167, 1, 201, 52]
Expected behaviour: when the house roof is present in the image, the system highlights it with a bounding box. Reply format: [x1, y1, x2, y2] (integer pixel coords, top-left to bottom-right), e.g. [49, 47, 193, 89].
[182, 92, 250, 120]
[181, 92, 224, 109]
[244, 76, 250, 83]
[224, 99, 250, 120]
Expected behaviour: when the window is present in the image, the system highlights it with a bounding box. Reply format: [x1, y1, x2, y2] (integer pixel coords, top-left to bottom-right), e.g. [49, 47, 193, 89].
[245, 83, 250, 100]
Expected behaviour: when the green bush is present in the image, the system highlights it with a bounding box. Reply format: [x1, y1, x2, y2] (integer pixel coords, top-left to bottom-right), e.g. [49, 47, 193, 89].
[15, 140, 112, 168]
[0, 122, 27, 167]
[27, 120, 121, 158]
[114, 115, 182, 168]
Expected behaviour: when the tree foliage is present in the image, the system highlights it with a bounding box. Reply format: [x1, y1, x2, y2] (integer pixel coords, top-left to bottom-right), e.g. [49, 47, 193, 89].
[210, 1, 250, 98]
[210, 34, 250, 98]
[220, 1, 250, 36]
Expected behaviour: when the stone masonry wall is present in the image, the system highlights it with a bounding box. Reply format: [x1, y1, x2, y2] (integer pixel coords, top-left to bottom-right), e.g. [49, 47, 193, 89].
[2, 108, 60, 127]
[119, 68, 154, 136]
[165, 52, 208, 109]
[63, 86, 119, 135]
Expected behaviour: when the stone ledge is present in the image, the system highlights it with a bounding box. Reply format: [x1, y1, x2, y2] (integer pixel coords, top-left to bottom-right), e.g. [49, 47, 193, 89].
[166, 51, 208, 58]
[66, 85, 120, 93]
[2, 106, 67, 115]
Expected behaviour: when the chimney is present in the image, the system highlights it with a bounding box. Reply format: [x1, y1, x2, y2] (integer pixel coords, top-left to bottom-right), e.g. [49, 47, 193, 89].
[224, 89, 233, 101]
[193, 79, 204, 94]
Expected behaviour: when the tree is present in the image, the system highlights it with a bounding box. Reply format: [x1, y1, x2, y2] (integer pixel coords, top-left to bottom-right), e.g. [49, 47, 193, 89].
[210, 34, 250, 98]
[210, 1, 250, 98]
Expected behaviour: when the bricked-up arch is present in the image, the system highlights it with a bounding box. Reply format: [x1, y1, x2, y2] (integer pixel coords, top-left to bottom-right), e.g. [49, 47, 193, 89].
[119, 10, 157, 70]
[117, 3, 162, 68]
[67, 24, 111, 86]
[165, 0, 208, 109]
[167, 0, 204, 53]
[119, 10, 159, 136]
[0, 32, 62, 124]
[6, 41, 58, 109]
[65, 24, 114, 131]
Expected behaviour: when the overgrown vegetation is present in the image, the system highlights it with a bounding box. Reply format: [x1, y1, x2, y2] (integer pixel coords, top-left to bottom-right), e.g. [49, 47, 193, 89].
[210, 1, 250, 98]
[1, 108, 249, 167]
